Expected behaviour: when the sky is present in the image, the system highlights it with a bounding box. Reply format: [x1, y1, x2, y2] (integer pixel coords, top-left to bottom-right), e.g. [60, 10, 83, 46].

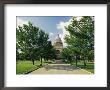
[16, 16, 73, 47]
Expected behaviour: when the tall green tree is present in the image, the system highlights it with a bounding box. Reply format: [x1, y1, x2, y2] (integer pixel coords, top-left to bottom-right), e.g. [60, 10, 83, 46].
[65, 16, 94, 67]
[37, 30, 49, 66]
[17, 21, 56, 65]
[16, 22, 40, 65]
[43, 41, 56, 61]
[61, 47, 72, 63]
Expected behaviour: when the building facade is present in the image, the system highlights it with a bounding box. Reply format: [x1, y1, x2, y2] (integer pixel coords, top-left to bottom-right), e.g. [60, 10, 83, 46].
[53, 34, 63, 59]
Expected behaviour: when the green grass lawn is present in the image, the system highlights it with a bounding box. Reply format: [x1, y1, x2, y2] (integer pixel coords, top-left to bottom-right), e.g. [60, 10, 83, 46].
[16, 60, 48, 74]
[71, 61, 94, 73]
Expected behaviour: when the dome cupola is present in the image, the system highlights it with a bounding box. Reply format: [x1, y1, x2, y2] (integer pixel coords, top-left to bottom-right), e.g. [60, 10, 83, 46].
[54, 34, 62, 44]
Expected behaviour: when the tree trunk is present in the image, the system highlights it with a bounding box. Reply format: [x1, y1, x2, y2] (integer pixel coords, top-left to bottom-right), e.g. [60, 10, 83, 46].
[76, 59, 77, 67]
[70, 57, 72, 64]
[41, 58, 42, 66]
[32, 59, 34, 65]
[75, 56, 77, 67]
[84, 59, 86, 68]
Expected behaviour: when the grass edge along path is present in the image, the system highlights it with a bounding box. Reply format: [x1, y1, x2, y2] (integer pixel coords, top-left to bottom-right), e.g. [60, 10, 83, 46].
[16, 60, 49, 74]
[71, 61, 94, 73]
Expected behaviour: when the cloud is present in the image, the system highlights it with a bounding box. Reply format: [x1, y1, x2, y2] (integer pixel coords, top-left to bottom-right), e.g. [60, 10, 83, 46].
[48, 32, 55, 43]
[16, 17, 28, 27]
[56, 18, 72, 47]
[49, 32, 53, 36]
[56, 16, 83, 47]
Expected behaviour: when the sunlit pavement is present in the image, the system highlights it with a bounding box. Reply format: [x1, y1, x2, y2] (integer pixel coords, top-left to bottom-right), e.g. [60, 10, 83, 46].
[29, 63, 92, 74]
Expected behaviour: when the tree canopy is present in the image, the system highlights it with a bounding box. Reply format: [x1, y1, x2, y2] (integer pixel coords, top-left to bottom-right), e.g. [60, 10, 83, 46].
[61, 16, 94, 67]
[16, 22, 56, 65]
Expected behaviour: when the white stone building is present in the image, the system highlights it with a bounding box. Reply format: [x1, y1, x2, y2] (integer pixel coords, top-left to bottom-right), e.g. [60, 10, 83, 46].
[53, 34, 63, 59]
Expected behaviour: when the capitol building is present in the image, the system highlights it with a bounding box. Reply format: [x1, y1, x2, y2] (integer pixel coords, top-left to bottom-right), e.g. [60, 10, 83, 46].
[53, 34, 63, 59]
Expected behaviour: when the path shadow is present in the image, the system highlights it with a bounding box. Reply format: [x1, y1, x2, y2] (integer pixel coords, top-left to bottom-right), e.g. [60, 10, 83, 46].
[53, 60, 65, 64]
[44, 64, 79, 71]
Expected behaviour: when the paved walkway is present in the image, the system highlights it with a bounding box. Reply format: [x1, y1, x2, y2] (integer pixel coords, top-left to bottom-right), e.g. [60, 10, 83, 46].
[29, 60, 92, 74]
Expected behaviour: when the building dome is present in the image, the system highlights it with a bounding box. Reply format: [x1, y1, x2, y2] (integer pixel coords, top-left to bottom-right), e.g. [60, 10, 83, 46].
[53, 34, 63, 59]
[53, 34, 63, 52]
[54, 34, 63, 45]
[54, 35, 62, 43]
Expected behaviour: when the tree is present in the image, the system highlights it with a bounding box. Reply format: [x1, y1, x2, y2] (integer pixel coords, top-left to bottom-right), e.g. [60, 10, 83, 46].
[65, 16, 94, 67]
[37, 30, 49, 66]
[16, 42, 20, 61]
[61, 48, 72, 63]
[43, 41, 56, 61]
[17, 22, 56, 65]
[16, 22, 40, 65]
